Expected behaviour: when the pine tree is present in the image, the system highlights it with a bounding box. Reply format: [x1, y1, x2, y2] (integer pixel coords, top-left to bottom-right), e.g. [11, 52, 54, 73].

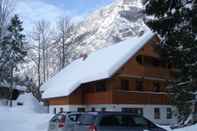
[0, 15, 27, 106]
[145, 0, 197, 121]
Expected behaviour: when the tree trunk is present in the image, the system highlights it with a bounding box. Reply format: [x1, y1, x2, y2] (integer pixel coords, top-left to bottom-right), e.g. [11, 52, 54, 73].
[62, 32, 65, 69]
[9, 66, 14, 107]
[38, 40, 41, 88]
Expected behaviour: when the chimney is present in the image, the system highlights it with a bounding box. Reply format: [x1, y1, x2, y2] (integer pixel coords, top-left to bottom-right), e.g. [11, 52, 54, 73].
[80, 53, 88, 60]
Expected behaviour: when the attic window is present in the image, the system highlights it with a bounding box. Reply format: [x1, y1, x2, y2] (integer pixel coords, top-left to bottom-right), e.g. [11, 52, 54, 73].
[136, 55, 143, 65]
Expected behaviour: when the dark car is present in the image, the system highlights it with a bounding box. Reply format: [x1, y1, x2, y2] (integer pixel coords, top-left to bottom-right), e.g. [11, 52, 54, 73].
[74, 112, 167, 131]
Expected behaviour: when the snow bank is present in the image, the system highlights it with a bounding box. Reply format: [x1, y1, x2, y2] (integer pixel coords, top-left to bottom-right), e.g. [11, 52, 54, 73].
[174, 124, 197, 131]
[0, 106, 52, 131]
[15, 93, 47, 113]
[0, 93, 52, 131]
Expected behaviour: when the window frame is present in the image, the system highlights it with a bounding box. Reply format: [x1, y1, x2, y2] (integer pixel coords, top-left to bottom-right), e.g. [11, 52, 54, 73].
[154, 108, 160, 119]
[153, 82, 161, 92]
[60, 107, 64, 113]
[136, 80, 144, 91]
[121, 79, 130, 91]
[95, 81, 107, 92]
[136, 55, 143, 65]
[53, 108, 56, 114]
[77, 107, 85, 112]
[166, 108, 172, 119]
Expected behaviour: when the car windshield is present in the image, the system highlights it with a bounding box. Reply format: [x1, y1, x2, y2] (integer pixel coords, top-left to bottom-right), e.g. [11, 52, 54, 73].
[68, 114, 81, 122]
[78, 114, 96, 125]
[51, 114, 65, 122]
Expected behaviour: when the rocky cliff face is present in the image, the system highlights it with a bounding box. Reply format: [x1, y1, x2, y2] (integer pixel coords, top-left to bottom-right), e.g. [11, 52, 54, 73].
[73, 0, 148, 54]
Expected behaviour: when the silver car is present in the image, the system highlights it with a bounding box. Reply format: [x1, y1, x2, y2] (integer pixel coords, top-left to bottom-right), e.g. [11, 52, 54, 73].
[74, 112, 167, 131]
[48, 112, 82, 131]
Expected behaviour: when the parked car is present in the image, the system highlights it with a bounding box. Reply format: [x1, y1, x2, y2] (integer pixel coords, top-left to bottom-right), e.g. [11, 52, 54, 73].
[48, 112, 82, 131]
[74, 112, 167, 131]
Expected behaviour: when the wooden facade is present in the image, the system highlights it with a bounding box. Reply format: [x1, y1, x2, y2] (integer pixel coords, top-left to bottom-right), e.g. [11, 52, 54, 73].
[46, 36, 173, 106]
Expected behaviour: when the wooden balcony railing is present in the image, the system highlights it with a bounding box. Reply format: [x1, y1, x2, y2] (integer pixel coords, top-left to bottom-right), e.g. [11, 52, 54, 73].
[112, 90, 170, 105]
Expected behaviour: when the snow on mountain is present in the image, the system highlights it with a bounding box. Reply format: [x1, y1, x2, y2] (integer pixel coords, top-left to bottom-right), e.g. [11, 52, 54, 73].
[73, 0, 148, 54]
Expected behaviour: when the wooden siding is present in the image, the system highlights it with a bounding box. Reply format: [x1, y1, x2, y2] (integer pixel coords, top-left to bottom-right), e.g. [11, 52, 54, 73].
[112, 90, 169, 105]
[84, 91, 112, 104]
[48, 97, 69, 105]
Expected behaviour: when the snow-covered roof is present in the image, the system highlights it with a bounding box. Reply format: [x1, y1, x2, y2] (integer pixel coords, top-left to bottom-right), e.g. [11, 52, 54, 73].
[42, 30, 154, 99]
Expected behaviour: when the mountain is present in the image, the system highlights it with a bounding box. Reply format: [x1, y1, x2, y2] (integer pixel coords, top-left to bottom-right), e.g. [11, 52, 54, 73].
[72, 0, 148, 55]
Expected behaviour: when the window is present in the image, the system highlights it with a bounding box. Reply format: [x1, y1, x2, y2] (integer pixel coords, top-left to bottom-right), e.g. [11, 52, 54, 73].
[136, 55, 143, 65]
[154, 108, 160, 119]
[96, 81, 106, 92]
[60, 107, 64, 113]
[167, 108, 172, 119]
[68, 114, 81, 122]
[121, 79, 129, 90]
[53, 108, 56, 114]
[17, 102, 23, 106]
[136, 80, 144, 91]
[91, 107, 95, 112]
[168, 63, 173, 69]
[122, 108, 143, 116]
[132, 116, 149, 127]
[101, 107, 106, 112]
[78, 108, 85, 112]
[78, 114, 96, 125]
[152, 58, 160, 67]
[153, 82, 161, 92]
[99, 115, 125, 126]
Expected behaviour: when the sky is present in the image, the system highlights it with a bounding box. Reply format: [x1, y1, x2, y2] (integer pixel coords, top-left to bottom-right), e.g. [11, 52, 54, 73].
[15, 0, 113, 32]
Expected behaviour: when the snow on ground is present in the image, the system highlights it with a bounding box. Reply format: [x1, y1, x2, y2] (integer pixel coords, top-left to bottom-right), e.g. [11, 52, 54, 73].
[0, 107, 52, 131]
[173, 124, 197, 131]
[0, 93, 53, 131]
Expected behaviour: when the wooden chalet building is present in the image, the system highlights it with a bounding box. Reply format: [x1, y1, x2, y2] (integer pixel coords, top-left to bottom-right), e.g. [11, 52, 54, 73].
[41, 30, 177, 125]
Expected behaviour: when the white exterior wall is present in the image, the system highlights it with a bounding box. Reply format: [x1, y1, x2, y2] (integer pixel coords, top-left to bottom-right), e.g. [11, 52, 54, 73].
[49, 104, 177, 125]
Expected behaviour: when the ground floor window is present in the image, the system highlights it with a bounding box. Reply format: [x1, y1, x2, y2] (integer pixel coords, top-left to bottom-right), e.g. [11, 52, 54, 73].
[101, 107, 106, 112]
[154, 108, 160, 119]
[91, 107, 95, 112]
[121, 108, 143, 116]
[167, 108, 172, 119]
[77, 107, 85, 112]
[53, 108, 56, 114]
[60, 107, 64, 113]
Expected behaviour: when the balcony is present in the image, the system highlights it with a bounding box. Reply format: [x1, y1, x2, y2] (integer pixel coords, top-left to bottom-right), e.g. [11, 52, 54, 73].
[144, 67, 171, 79]
[112, 90, 169, 105]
